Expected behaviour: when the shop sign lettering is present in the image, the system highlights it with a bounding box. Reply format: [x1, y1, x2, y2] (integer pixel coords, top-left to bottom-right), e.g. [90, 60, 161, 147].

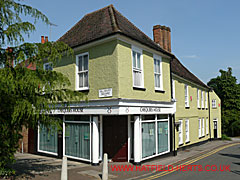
[140, 107, 161, 113]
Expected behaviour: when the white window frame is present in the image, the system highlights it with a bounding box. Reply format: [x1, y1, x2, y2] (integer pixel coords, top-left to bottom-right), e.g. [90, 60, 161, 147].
[206, 118, 209, 135]
[185, 119, 189, 143]
[172, 79, 176, 100]
[202, 117, 205, 136]
[43, 62, 53, 71]
[198, 118, 201, 138]
[185, 84, 189, 107]
[178, 120, 183, 145]
[205, 92, 208, 108]
[197, 89, 200, 108]
[153, 54, 163, 90]
[132, 46, 144, 88]
[76, 52, 89, 91]
[201, 90, 204, 108]
[212, 99, 217, 108]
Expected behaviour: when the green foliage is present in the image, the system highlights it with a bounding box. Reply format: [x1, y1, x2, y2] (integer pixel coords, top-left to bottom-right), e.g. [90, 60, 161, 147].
[0, 0, 85, 174]
[221, 134, 232, 141]
[208, 67, 240, 137]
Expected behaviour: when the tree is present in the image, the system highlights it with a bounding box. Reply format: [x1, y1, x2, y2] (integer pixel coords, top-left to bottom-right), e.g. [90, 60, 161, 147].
[207, 67, 240, 137]
[0, 0, 83, 176]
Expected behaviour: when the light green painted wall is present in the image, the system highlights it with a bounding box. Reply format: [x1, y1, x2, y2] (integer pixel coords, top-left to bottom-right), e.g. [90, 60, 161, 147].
[210, 91, 221, 138]
[117, 40, 171, 102]
[54, 40, 119, 100]
[173, 76, 210, 148]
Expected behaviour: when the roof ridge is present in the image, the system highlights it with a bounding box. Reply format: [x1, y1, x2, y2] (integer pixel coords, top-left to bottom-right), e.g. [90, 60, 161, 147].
[108, 5, 120, 32]
[58, 5, 112, 42]
[173, 57, 209, 89]
[112, 7, 172, 55]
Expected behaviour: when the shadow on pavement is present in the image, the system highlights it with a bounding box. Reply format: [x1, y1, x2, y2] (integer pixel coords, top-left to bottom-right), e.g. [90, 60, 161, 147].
[10, 158, 62, 179]
[219, 153, 240, 159]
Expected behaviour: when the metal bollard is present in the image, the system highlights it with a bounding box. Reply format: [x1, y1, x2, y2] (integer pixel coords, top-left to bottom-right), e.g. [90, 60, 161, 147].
[61, 156, 68, 180]
[102, 153, 108, 180]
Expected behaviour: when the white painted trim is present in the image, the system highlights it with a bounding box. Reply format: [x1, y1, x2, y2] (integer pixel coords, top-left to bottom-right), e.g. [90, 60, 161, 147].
[43, 62, 53, 70]
[185, 119, 189, 143]
[178, 120, 183, 145]
[131, 45, 144, 88]
[50, 98, 176, 115]
[65, 155, 91, 162]
[153, 54, 163, 91]
[127, 115, 131, 162]
[75, 52, 89, 91]
[92, 116, 99, 164]
[63, 115, 65, 156]
[140, 114, 170, 161]
[99, 115, 103, 161]
[134, 115, 141, 163]
[38, 150, 58, 156]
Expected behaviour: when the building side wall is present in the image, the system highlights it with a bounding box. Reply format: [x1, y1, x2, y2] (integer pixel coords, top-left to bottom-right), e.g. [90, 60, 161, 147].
[173, 76, 210, 149]
[210, 91, 222, 138]
[117, 39, 171, 102]
[54, 40, 119, 100]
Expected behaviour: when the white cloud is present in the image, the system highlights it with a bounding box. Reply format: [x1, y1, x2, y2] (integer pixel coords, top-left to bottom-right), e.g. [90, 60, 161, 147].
[182, 55, 199, 59]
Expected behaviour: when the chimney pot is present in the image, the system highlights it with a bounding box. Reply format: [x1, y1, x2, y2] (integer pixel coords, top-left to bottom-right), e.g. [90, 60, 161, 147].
[41, 36, 45, 44]
[45, 36, 48, 42]
[153, 25, 171, 52]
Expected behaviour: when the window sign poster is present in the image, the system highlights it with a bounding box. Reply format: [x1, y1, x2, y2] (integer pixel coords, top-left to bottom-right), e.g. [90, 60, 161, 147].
[159, 127, 163, 134]
[165, 125, 168, 134]
[149, 129, 154, 136]
[84, 132, 90, 140]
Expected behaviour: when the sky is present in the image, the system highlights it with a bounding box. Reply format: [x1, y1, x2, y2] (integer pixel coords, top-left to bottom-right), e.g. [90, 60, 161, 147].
[23, 0, 240, 83]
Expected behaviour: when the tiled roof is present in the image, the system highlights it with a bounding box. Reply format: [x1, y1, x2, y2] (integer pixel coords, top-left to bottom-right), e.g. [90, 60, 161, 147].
[58, 4, 209, 89]
[171, 58, 209, 89]
[58, 5, 172, 56]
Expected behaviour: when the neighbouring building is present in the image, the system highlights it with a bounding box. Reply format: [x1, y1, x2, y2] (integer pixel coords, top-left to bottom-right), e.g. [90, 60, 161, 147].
[21, 5, 221, 165]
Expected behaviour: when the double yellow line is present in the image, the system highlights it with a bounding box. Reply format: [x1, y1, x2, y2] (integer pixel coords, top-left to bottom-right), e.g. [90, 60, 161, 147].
[141, 143, 240, 180]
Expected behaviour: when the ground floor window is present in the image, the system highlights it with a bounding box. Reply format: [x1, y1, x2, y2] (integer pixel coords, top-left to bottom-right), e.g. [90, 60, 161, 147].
[141, 114, 169, 160]
[142, 122, 156, 158]
[178, 120, 183, 145]
[64, 115, 91, 160]
[39, 124, 58, 154]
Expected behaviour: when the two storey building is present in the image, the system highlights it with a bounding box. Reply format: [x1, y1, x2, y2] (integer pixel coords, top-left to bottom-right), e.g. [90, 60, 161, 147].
[33, 5, 221, 165]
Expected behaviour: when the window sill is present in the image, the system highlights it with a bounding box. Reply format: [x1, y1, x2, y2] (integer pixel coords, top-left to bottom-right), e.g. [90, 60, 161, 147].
[179, 143, 184, 146]
[76, 88, 89, 92]
[212, 107, 217, 109]
[133, 87, 146, 91]
[185, 141, 190, 144]
[155, 89, 165, 93]
[185, 106, 190, 109]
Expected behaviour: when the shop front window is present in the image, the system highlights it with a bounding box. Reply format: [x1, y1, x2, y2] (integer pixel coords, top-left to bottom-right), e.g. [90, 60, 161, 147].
[65, 115, 91, 160]
[39, 124, 58, 154]
[142, 122, 156, 158]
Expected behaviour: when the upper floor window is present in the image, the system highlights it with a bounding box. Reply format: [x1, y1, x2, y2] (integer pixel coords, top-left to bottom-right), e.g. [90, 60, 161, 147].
[153, 54, 162, 90]
[205, 92, 208, 108]
[43, 62, 53, 71]
[132, 47, 143, 88]
[212, 99, 217, 108]
[185, 84, 189, 107]
[197, 89, 200, 108]
[201, 90, 204, 108]
[76, 53, 89, 90]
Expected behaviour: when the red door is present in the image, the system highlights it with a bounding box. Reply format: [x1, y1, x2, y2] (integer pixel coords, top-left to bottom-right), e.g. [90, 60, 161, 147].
[103, 116, 128, 162]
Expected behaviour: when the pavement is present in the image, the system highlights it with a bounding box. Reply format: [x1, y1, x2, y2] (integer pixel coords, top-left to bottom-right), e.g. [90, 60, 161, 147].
[12, 138, 240, 180]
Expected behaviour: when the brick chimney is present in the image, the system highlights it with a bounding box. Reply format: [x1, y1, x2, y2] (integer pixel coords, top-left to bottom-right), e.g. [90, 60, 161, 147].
[153, 25, 171, 52]
[41, 36, 45, 44]
[45, 36, 48, 42]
